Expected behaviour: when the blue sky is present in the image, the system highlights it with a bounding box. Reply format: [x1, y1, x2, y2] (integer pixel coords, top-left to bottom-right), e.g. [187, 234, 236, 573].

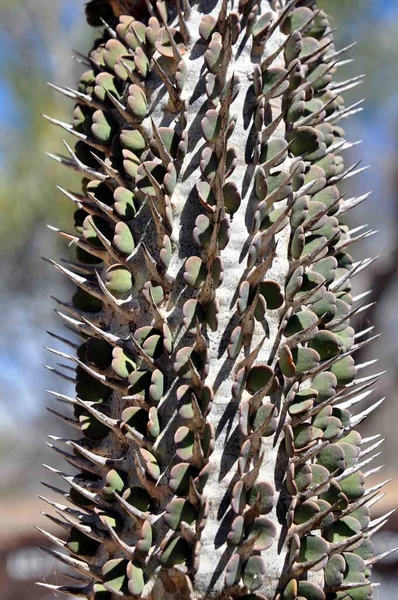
[0, 1, 82, 165]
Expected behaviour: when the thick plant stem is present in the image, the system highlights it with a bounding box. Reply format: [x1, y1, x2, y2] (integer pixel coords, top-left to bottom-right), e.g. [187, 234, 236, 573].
[40, 1, 391, 600]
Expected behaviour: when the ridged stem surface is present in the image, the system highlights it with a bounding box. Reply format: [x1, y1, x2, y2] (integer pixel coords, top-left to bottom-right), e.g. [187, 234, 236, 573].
[39, 2, 390, 600]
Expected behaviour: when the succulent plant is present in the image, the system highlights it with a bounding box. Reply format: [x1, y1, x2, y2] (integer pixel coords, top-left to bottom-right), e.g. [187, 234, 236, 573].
[38, 1, 395, 599]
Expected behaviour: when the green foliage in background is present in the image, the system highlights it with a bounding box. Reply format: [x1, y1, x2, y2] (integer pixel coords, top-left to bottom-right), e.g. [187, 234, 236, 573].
[0, 1, 93, 291]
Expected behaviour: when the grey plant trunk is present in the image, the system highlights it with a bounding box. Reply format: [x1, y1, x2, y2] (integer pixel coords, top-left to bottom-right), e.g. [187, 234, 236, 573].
[175, 6, 288, 596]
[39, 1, 390, 600]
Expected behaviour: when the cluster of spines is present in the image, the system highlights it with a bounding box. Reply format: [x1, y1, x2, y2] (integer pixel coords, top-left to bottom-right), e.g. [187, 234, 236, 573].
[38, 1, 394, 599]
[42, 1, 210, 597]
[220, 4, 391, 600]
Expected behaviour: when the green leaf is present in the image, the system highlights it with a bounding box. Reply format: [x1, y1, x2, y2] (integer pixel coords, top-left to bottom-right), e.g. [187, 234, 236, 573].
[105, 265, 133, 297]
[165, 498, 197, 531]
[246, 517, 276, 551]
[160, 537, 189, 567]
[246, 365, 274, 394]
[298, 534, 328, 564]
[102, 558, 128, 594]
[243, 556, 266, 591]
[127, 562, 145, 596]
[324, 516, 362, 543]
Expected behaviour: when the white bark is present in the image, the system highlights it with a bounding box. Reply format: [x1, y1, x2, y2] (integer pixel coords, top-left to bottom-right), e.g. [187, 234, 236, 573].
[150, 2, 290, 597]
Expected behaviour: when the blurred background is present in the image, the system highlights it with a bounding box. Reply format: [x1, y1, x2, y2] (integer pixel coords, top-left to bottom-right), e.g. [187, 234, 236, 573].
[0, 0, 397, 598]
